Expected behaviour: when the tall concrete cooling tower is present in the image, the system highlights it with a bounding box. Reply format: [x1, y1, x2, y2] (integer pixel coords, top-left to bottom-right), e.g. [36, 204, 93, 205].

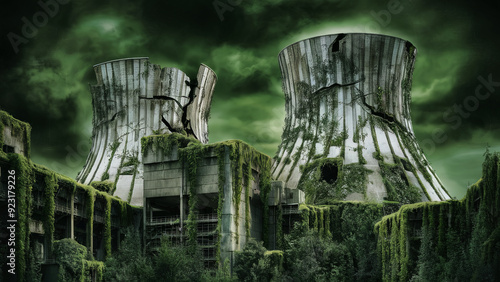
[76, 57, 217, 206]
[272, 34, 450, 204]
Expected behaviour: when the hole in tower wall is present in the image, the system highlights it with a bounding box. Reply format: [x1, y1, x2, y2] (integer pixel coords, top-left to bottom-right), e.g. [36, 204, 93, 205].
[331, 33, 347, 53]
[321, 163, 338, 184]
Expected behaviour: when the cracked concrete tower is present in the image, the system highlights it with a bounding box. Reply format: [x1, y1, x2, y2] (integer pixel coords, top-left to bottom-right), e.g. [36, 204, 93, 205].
[76, 57, 216, 205]
[272, 34, 450, 204]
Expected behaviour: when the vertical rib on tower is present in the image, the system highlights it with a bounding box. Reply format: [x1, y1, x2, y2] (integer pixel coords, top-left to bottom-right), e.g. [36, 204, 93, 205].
[272, 34, 450, 204]
[76, 57, 217, 206]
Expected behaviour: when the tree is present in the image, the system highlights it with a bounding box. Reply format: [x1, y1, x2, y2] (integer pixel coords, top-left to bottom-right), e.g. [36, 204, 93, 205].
[103, 227, 153, 281]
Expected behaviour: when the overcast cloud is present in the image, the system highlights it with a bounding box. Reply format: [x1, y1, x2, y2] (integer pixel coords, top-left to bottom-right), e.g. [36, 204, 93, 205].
[1, 0, 499, 198]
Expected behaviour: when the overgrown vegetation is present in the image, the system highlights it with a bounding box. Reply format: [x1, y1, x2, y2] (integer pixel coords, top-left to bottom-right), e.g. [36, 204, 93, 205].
[90, 180, 114, 193]
[141, 133, 272, 251]
[104, 228, 235, 282]
[54, 239, 104, 282]
[298, 158, 372, 204]
[0, 147, 132, 282]
[376, 151, 500, 281]
[379, 162, 421, 204]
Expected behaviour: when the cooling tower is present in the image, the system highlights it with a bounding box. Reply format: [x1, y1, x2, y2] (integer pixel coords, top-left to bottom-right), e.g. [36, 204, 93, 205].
[76, 57, 217, 205]
[272, 34, 450, 204]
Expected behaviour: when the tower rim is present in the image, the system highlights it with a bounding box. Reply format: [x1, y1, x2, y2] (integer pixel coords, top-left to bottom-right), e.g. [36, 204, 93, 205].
[278, 33, 416, 58]
[93, 57, 150, 68]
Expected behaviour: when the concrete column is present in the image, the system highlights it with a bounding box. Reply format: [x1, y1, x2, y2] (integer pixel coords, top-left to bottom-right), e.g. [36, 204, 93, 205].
[70, 193, 74, 239]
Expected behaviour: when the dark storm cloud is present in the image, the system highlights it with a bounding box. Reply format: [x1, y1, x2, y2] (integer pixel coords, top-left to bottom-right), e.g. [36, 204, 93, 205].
[1, 0, 499, 196]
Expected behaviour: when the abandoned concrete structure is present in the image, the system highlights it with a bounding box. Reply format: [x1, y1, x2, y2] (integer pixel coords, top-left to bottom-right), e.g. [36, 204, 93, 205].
[272, 33, 450, 203]
[76, 58, 216, 206]
[0, 33, 455, 281]
[0, 111, 138, 280]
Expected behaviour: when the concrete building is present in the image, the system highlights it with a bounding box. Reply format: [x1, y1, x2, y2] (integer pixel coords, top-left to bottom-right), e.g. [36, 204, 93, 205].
[142, 135, 270, 266]
[0, 111, 137, 281]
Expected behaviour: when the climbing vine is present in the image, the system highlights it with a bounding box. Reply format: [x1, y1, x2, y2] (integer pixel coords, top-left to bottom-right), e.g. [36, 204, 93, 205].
[376, 151, 500, 281]
[104, 195, 112, 259]
[215, 145, 226, 266]
[86, 187, 95, 257]
[0, 110, 31, 158]
[181, 143, 205, 249]
[298, 158, 371, 204]
[43, 173, 57, 258]
[101, 140, 121, 181]
[0, 110, 133, 281]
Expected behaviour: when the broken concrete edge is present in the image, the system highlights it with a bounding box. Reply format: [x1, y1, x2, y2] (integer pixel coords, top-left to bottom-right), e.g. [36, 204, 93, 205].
[0, 110, 31, 159]
[277, 33, 416, 56]
[92, 57, 150, 68]
[92, 57, 216, 85]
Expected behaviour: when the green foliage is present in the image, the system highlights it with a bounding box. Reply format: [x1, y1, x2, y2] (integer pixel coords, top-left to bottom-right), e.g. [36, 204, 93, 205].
[26, 246, 42, 282]
[376, 86, 384, 111]
[53, 239, 87, 282]
[376, 151, 500, 281]
[105, 228, 235, 281]
[43, 173, 57, 258]
[299, 158, 371, 204]
[90, 181, 113, 193]
[153, 238, 204, 281]
[104, 227, 154, 281]
[380, 162, 421, 204]
[244, 163, 252, 237]
[102, 140, 121, 181]
[81, 260, 104, 282]
[86, 188, 95, 257]
[258, 154, 272, 247]
[297, 202, 393, 281]
[283, 228, 353, 282]
[200, 259, 236, 282]
[215, 146, 226, 266]
[121, 150, 140, 167]
[234, 239, 281, 282]
[0, 110, 32, 158]
[101, 171, 109, 181]
[0, 132, 134, 281]
[179, 142, 205, 249]
[104, 196, 112, 259]
[341, 204, 383, 281]
[141, 132, 200, 156]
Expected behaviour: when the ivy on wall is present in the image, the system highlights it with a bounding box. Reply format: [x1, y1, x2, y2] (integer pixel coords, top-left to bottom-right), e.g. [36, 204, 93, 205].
[298, 201, 399, 281]
[298, 157, 371, 204]
[142, 133, 272, 259]
[43, 173, 57, 258]
[375, 151, 500, 281]
[104, 195, 112, 259]
[0, 110, 31, 158]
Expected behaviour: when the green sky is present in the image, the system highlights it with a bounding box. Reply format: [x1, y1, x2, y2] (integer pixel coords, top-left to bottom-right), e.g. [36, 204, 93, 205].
[1, 0, 499, 198]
